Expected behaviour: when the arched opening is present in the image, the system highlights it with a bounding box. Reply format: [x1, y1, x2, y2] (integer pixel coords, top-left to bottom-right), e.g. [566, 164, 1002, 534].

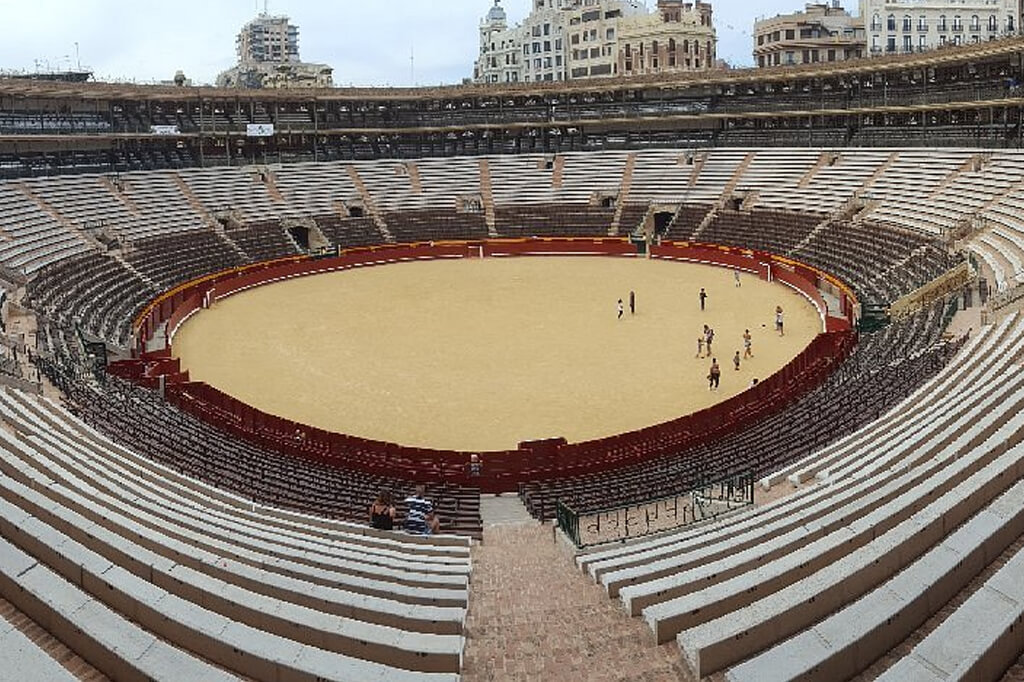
[287, 225, 311, 250]
[653, 211, 674, 235]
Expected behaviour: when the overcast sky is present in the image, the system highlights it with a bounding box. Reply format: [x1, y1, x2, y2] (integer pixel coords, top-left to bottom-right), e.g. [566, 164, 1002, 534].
[0, 0, 859, 86]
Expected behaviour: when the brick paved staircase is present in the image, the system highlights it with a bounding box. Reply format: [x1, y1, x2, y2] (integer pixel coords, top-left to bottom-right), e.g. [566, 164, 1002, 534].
[461, 515, 687, 682]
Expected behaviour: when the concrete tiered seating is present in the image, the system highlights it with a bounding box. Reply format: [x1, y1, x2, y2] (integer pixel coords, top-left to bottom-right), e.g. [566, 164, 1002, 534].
[385, 209, 489, 243]
[179, 167, 305, 224]
[521, 303, 955, 521]
[124, 229, 245, 290]
[0, 147, 999, 281]
[488, 155, 621, 236]
[556, 151, 630, 204]
[870, 152, 1024, 235]
[662, 203, 712, 240]
[495, 204, 615, 238]
[755, 150, 893, 214]
[572, 315, 1024, 680]
[0, 604, 83, 682]
[684, 150, 749, 203]
[224, 220, 300, 262]
[792, 219, 957, 304]
[0, 185, 91, 274]
[353, 160, 426, 213]
[314, 215, 386, 251]
[26, 251, 157, 348]
[763, 313, 1012, 487]
[416, 158, 490, 207]
[727, 480, 1024, 682]
[971, 240, 1012, 292]
[26, 175, 146, 236]
[699, 208, 821, 254]
[355, 158, 491, 241]
[733, 148, 821, 195]
[874, 539, 1024, 681]
[272, 162, 360, 215]
[118, 171, 208, 239]
[58, 373, 483, 539]
[0, 534, 241, 681]
[0, 386, 469, 680]
[629, 150, 699, 204]
[616, 203, 652, 235]
[488, 154, 554, 207]
[861, 150, 968, 208]
[965, 187, 1024, 292]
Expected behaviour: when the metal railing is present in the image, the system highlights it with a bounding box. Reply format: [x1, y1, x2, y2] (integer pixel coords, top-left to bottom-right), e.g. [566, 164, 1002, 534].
[557, 470, 755, 549]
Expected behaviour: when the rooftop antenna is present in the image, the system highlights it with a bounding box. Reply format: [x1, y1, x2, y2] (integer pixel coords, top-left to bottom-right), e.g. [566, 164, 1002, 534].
[410, 45, 415, 86]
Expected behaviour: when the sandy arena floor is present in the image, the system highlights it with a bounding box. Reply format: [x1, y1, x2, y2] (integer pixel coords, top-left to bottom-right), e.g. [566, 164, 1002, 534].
[172, 256, 821, 451]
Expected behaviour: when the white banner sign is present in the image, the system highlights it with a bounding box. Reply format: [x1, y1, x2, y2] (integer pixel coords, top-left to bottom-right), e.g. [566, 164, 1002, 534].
[150, 125, 180, 135]
[246, 123, 275, 137]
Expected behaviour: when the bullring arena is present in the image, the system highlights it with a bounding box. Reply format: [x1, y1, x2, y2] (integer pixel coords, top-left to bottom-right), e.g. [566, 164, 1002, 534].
[5, 33, 1024, 682]
[172, 256, 821, 451]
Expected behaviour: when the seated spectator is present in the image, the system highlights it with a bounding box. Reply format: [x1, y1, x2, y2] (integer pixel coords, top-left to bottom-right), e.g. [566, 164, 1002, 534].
[426, 511, 441, 535]
[368, 489, 396, 531]
[403, 484, 434, 535]
[469, 453, 482, 477]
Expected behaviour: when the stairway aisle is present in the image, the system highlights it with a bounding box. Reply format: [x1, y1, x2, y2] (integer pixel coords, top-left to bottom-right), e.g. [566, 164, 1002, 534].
[461, 517, 687, 681]
[0, 595, 108, 681]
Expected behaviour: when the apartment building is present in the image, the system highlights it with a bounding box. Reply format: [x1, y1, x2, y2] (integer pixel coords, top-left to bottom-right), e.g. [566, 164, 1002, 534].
[475, 0, 715, 83]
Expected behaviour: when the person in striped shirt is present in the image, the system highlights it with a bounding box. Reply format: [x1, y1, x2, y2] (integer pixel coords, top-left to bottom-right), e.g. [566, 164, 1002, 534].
[404, 484, 434, 535]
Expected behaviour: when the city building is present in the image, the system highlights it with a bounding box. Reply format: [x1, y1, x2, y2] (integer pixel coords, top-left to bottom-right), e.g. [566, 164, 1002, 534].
[754, 2, 864, 67]
[860, 0, 1019, 56]
[474, 0, 713, 84]
[217, 12, 333, 89]
[562, 0, 647, 79]
[476, 1, 525, 84]
[617, 1, 717, 77]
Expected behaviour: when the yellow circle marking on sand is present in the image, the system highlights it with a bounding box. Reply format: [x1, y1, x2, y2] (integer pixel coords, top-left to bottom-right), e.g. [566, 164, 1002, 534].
[171, 257, 822, 451]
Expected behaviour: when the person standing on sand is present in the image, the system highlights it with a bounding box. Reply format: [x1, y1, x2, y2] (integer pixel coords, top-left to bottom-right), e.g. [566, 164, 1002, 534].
[629, 290, 636, 315]
[697, 336, 705, 358]
[743, 329, 753, 358]
[775, 306, 785, 336]
[618, 299, 624, 319]
[699, 288, 708, 311]
[708, 358, 721, 391]
[733, 351, 741, 371]
[734, 269, 741, 287]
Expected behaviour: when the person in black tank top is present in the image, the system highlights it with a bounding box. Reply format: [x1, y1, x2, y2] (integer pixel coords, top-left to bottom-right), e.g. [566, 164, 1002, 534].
[369, 489, 396, 530]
